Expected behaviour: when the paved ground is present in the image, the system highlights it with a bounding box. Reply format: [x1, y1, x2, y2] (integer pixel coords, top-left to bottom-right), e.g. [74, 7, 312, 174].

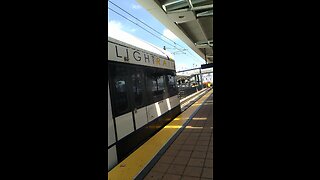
[144, 93, 213, 180]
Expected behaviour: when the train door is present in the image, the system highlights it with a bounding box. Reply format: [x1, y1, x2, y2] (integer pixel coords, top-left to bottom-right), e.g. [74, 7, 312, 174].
[157, 73, 169, 116]
[130, 67, 148, 130]
[108, 63, 135, 141]
[108, 63, 151, 163]
[107, 81, 118, 171]
[145, 68, 159, 123]
[145, 68, 168, 123]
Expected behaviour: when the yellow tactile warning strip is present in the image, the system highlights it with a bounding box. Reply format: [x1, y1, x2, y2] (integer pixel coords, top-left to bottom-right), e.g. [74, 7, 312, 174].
[108, 89, 213, 180]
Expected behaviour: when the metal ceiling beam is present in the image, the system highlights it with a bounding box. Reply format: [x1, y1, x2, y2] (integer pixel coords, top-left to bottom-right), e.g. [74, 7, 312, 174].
[190, 4, 213, 10]
[195, 19, 209, 43]
[167, 4, 213, 13]
[165, 2, 188, 12]
[195, 44, 212, 48]
[186, 0, 194, 9]
[162, 0, 185, 6]
[195, 40, 212, 46]
[195, 40, 213, 44]
[196, 9, 213, 17]
[192, 0, 212, 5]
[164, 0, 210, 8]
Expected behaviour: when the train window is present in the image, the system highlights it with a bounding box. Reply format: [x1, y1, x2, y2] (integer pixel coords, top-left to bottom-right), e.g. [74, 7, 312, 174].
[152, 75, 164, 101]
[167, 73, 178, 96]
[146, 68, 165, 103]
[150, 76, 158, 96]
[131, 69, 144, 108]
[109, 64, 130, 116]
[157, 76, 165, 92]
[151, 78, 157, 92]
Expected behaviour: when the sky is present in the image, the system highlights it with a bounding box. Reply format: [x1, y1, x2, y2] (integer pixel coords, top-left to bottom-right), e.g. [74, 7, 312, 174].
[107, 0, 206, 72]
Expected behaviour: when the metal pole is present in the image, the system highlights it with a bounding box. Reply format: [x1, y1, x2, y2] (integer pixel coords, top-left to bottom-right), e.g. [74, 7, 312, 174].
[199, 68, 203, 88]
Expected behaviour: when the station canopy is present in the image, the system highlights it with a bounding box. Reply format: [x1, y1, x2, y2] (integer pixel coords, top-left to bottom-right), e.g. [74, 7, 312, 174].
[136, 0, 213, 64]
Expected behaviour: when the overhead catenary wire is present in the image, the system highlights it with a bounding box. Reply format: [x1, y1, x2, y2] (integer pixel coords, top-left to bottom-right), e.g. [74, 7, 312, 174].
[108, 4, 204, 63]
[108, 7, 184, 52]
[108, 0, 204, 63]
[108, 0, 185, 50]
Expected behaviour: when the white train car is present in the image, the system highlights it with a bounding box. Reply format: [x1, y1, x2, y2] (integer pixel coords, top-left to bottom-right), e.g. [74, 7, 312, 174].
[107, 36, 181, 171]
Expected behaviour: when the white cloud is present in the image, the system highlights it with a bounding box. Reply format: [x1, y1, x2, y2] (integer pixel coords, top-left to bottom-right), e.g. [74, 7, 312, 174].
[108, 20, 137, 36]
[132, 4, 142, 9]
[108, 20, 168, 57]
[163, 29, 178, 40]
[108, 20, 123, 32]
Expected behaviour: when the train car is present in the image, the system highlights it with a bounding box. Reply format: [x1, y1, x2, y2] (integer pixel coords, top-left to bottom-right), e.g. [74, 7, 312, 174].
[107, 36, 181, 171]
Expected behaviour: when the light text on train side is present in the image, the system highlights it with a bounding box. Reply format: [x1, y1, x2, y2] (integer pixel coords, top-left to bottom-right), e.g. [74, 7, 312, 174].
[115, 45, 129, 61]
[133, 51, 141, 61]
[112, 44, 174, 69]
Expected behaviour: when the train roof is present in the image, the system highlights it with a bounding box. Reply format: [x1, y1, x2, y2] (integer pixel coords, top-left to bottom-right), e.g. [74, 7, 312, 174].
[108, 33, 174, 61]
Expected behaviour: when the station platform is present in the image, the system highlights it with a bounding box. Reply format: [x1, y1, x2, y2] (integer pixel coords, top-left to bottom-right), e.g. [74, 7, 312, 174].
[108, 88, 213, 180]
[144, 92, 213, 179]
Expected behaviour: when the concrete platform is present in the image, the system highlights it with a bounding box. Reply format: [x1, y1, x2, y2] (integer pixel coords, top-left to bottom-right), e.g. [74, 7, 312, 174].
[144, 93, 213, 179]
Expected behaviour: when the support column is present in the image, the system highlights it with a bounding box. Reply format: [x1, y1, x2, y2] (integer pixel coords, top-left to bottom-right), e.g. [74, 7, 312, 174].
[199, 68, 203, 89]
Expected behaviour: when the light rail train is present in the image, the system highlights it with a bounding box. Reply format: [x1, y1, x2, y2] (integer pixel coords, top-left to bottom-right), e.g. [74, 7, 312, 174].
[107, 36, 181, 171]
